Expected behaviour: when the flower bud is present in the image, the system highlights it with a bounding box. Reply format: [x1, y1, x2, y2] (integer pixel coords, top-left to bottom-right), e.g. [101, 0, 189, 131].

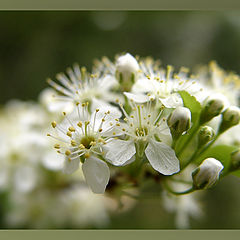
[200, 94, 226, 124]
[198, 126, 215, 147]
[116, 53, 139, 83]
[192, 158, 224, 189]
[230, 149, 240, 170]
[219, 106, 240, 133]
[167, 106, 191, 139]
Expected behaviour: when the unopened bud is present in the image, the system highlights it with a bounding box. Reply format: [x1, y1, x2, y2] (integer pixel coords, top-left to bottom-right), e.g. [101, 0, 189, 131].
[230, 149, 240, 170]
[192, 158, 224, 189]
[219, 106, 240, 133]
[198, 126, 215, 147]
[200, 94, 226, 124]
[116, 53, 139, 83]
[167, 106, 191, 139]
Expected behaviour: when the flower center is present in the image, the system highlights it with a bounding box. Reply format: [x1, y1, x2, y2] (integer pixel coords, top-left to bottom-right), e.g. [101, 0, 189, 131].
[80, 135, 96, 149]
[135, 126, 148, 137]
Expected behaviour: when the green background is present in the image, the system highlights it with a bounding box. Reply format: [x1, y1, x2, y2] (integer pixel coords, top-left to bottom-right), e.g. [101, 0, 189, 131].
[0, 11, 240, 229]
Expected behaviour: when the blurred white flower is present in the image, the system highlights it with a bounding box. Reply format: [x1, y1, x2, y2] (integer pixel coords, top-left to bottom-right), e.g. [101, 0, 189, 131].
[195, 61, 240, 106]
[47, 64, 119, 112]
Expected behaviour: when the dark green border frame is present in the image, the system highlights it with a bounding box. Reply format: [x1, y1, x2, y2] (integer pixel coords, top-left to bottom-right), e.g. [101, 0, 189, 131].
[0, 0, 239, 10]
[0, 0, 240, 239]
[0, 230, 239, 240]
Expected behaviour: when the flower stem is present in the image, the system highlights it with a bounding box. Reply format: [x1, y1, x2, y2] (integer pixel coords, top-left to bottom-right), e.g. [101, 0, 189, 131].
[163, 181, 195, 196]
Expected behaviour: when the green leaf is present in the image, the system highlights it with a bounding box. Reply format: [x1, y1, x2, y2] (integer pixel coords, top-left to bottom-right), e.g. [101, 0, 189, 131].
[195, 145, 238, 174]
[178, 90, 202, 124]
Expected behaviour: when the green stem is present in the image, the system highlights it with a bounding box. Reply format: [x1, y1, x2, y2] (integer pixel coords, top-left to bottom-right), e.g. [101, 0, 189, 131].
[181, 145, 204, 170]
[163, 181, 195, 196]
[197, 133, 222, 158]
[176, 123, 201, 157]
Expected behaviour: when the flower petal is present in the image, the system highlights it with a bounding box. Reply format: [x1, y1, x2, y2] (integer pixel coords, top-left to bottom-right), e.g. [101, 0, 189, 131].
[159, 94, 183, 108]
[104, 139, 136, 166]
[145, 140, 180, 175]
[82, 156, 110, 194]
[63, 157, 80, 174]
[124, 92, 151, 103]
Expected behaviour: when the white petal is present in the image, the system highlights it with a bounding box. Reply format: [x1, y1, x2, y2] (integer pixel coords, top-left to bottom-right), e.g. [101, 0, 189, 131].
[63, 157, 80, 174]
[42, 150, 64, 171]
[160, 94, 183, 108]
[82, 156, 110, 194]
[124, 92, 151, 103]
[104, 139, 136, 166]
[145, 140, 180, 175]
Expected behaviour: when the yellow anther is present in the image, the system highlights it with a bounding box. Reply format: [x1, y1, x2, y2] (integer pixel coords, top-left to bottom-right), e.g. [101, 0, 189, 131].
[79, 144, 85, 149]
[68, 126, 76, 132]
[77, 121, 83, 127]
[67, 131, 72, 137]
[54, 144, 60, 149]
[116, 123, 120, 127]
[122, 128, 126, 131]
[115, 118, 119, 122]
[82, 103, 86, 107]
[102, 118, 105, 122]
[63, 112, 66, 116]
[76, 102, 80, 106]
[85, 121, 90, 125]
[68, 158, 72, 162]
[90, 141, 96, 146]
[148, 114, 151, 118]
[96, 109, 100, 112]
[106, 110, 110, 114]
[57, 150, 61, 154]
[85, 152, 90, 158]
[99, 128, 103, 132]
[113, 132, 116, 135]
[71, 140, 77, 146]
[51, 121, 57, 128]
[124, 118, 128, 122]
[47, 133, 51, 136]
[110, 122, 113, 126]
[115, 99, 119, 103]
[130, 115, 134, 118]
[101, 151, 105, 155]
[65, 150, 71, 156]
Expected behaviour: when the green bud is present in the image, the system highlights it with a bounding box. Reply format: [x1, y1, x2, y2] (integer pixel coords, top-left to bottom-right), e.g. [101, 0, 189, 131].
[219, 106, 240, 133]
[167, 106, 191, 139]
[200, 94, 226, 124]
[192, 158, 224, 189]
[198, 126, 215, 147]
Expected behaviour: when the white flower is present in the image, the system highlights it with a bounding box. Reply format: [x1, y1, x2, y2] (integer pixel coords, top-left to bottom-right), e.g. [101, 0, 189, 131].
[192, 158, 224, 189]
[104, 97, 180, 175]
[195, 61, 240, 106]
[39, 88, 74, 114]
[47, 64, 119, 112]
[131, 65, 204, 108]
[0, 100, 48, 192]
[48, 103, 121, 193]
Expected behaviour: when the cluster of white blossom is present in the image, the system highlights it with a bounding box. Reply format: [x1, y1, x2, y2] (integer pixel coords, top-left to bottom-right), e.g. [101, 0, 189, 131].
[0, 53, 239, 228]
[0, 98, 135, 228]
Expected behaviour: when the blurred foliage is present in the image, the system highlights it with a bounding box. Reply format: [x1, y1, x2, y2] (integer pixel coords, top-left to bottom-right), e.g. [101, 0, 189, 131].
[0, 11, 240, 228]
[0, 11, 240, 104]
